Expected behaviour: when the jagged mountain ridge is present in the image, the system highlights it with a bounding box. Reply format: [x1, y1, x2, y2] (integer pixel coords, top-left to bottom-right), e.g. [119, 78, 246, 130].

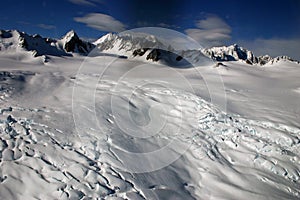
[0, 29, 298, 66]
[0, 29, 95, 59]
[95, 33, 299, 66]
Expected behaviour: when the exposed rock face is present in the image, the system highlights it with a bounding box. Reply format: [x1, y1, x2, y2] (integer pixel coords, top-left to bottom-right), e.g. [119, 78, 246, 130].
[214, 62, 227, 68]
[176, 55, 183, 61]
[257, 55, 273, 65]
[62, 30, 95, 54]
[133, 48, 149, 57]
[146, 49, 161, 61]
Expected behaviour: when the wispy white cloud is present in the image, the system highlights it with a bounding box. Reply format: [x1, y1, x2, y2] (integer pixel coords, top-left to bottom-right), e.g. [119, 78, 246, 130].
[68, 0, 102, 6]
[157, 23, 180, 29]
[185, 15, 231, 47]
[239, 38, 300, 60]
[134, 21, 180, 29]
[135, 21, 153, 27]
[74, 13, 126, 32]
[37, 24, 56, 30]
[17, 21, 31, 25]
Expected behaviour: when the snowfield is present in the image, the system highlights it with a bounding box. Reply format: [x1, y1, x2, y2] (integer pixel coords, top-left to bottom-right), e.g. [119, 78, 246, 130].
[0, 29, 300, 200]
[0, 53, 299, 200]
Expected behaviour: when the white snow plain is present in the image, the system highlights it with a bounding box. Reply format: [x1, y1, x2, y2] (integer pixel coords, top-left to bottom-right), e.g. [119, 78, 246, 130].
[0, 53, 299, 200]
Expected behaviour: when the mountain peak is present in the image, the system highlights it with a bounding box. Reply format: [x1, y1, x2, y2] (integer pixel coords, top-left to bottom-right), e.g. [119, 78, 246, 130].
[59, 30, 94, 54]
[62, 30, 79, 42]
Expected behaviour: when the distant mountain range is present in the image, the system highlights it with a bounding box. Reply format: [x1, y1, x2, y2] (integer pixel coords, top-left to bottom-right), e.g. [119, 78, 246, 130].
[0, 29, 299, 66]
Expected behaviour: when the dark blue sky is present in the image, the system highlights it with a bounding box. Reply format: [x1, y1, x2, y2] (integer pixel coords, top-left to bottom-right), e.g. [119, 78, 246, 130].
[1, 0, 300, 57]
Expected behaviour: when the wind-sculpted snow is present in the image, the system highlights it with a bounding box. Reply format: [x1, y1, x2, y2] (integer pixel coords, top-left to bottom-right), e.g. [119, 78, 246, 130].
[0, 68, 299, 199]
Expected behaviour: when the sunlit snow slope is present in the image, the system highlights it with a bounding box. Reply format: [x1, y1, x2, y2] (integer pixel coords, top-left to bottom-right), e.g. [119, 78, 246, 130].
[0, 51, 299, 200]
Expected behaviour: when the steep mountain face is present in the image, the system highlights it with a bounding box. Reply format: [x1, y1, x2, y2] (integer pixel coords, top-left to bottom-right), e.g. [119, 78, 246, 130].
[59, 30, 95, 54]
[0, 30, 95, 59]
[202, 44, 299, 65]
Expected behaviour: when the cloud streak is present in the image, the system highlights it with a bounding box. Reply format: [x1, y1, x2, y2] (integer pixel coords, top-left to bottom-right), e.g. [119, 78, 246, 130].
[185, 16, 231, 47]
[37, 24, 56, 30]
[74, 13, 126, 32]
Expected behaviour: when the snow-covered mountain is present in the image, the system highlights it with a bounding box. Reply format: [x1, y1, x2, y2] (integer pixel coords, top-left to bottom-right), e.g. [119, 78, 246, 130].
[1, 30, 299, 66]
[94, 33, 174, 60]
[0, 30, 95, 60]
[94, 33, 166, 52]
[202, 44, 299, 65]
[95, 33, 299, 66]
[93, 33, 211, 66]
